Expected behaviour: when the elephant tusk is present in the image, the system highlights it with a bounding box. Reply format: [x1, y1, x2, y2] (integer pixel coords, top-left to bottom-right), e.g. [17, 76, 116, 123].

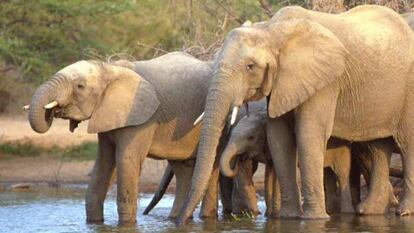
[44, 101, 58, 109]
[194, 112, 204, 125]
[22, 105, 30, 110]
[230, 106, 238, 125]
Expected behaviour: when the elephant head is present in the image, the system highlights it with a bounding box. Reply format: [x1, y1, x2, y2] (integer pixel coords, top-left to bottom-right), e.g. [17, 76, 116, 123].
[220, 111, 267, 177]
[28, 60, 159, 134]
[177, 18, 349, 224]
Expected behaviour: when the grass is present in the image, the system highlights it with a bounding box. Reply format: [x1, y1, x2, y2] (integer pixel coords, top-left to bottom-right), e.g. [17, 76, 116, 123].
[0, 142, 97, 161]
[230, 210, 256, 222]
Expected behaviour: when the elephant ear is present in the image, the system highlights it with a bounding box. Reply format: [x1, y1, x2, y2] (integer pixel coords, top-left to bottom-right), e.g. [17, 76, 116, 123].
[267, 19, 348, 118]
[88, 71, 159, 133]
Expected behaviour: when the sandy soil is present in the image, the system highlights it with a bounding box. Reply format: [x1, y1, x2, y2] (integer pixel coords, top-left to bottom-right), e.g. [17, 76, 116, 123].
[0, 116, 170, 191]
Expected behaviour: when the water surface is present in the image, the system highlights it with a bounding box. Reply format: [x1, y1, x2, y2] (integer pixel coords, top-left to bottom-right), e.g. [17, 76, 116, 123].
[1, 186, 413, 233]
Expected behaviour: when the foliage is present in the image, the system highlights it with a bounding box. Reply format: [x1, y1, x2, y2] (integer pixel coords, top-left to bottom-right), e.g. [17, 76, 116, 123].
[0, 0, 277, 85]
[0, 0, 412, 113]
[61, 142, 97, 161]
[0, 141, 97, 161]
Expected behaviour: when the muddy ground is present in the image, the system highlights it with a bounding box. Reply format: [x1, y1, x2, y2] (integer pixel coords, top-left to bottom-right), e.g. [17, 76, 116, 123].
[0, 116, 266, 192]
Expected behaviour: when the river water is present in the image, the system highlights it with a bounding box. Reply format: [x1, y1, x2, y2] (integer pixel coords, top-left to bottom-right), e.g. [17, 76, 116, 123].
[1, 186, 414, 233]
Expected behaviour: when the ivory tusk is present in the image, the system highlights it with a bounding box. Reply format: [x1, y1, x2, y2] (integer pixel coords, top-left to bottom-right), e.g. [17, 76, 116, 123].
[44, 101, 58, 109]
[22, 105, 30, 110]
[194, 112, 204, 125]
[230, 106, 238, 125]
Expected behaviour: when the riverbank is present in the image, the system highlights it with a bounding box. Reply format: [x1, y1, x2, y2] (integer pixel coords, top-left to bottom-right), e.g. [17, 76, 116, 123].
[0, 116, 266, 193]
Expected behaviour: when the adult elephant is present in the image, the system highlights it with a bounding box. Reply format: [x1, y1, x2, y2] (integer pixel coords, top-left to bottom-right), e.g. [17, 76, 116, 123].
[176, 5, 414, 224]
[27, 52, 223, 225]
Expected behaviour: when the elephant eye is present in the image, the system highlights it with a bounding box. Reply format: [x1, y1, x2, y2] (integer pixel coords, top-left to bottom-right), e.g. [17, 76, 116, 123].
[76, 84, 85, 90]
[246, 64, 254, 71]
[247, 135, 255, 140]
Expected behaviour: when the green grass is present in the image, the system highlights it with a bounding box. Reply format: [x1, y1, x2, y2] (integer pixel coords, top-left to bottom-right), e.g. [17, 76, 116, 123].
[0, 142, 97, 161]
[0, 142, 48, 157]
[61, 142, 97, 161]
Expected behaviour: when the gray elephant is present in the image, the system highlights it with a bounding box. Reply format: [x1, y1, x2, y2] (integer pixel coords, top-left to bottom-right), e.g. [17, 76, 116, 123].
[27, 52, 225, 225]
[176, 5, 414, 224]
[140, 100, 268, 217]
[220, 111, 354, 215]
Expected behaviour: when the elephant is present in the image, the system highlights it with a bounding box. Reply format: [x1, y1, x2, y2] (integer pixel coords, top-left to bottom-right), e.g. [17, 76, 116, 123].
[221, 109, 400, 216]
[140, 100, 269, 216]
[220, 111, 354, 215]
[27, 52, 226, 225]
[176, 5, 414, 224]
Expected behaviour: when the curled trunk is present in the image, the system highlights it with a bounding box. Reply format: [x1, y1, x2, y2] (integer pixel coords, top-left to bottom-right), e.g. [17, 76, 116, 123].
[220, 143, 239, 177]
[28, 76, 70, 133]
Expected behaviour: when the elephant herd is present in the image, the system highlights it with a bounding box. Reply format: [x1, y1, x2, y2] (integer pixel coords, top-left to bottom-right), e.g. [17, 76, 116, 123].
[25, 5, 414, 226]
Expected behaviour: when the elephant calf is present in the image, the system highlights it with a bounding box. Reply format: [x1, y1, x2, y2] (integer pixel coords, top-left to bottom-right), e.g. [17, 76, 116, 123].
[220, 111, 397, 216]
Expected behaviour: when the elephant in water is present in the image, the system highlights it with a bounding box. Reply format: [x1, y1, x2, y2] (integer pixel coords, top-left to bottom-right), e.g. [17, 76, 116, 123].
[176, 5, 414, 224]
[27, 52, 227, 225]
[220, 111, 398, 215]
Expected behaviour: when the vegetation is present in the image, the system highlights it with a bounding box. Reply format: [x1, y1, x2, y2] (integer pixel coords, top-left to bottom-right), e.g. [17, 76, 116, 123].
[0, 0, 413, 114]
[0, 141, 97, 161]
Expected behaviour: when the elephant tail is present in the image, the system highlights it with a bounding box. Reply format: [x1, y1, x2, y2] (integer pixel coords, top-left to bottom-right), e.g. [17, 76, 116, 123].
[143, 164, 174, 215]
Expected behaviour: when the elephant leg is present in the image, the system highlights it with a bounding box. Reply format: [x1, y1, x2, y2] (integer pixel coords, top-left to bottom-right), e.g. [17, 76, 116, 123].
[267, 115, 301, 218]
[85, 133, 115, 223]
[324, 168, 340, 214]
[169, 160, 194, 219]
[356, 139, 394, 214]
[233, 158, 260, 216]
[264, 162, 273, 217]
[328, 145, 354, 214]
[395, 102, 414, 216]
[115, 126, 155, 225]
[295, 87, 338, 219]
[199, 157, 219, 219]
[349, 154, 362, 208]
[219, 174, 233, 215]
[266, 161, 281, 217]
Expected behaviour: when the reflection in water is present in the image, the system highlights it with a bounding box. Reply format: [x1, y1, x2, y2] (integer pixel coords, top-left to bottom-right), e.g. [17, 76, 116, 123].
[0, 186, 413, 233]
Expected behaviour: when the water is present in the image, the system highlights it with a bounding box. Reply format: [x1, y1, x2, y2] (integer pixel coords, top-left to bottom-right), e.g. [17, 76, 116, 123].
[1, 186, 414, 233]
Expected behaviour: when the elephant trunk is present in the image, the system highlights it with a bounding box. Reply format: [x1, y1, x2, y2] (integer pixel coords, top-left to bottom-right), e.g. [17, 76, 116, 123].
[176, 76, 235, 225]
[220, 142, 240, 177]
[28, 75, 71, 133]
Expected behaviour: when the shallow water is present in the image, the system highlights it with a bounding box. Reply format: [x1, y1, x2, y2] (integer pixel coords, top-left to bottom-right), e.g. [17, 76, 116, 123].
[1, 186, 414, 233]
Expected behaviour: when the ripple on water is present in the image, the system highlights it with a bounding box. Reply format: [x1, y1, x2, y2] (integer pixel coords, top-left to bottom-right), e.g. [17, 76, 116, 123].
[1, 187, 414, 233]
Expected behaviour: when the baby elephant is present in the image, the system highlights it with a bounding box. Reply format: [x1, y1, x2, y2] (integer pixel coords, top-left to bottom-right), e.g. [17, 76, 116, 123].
[221, 111, 399, 216]
[220, 111, 356, 215]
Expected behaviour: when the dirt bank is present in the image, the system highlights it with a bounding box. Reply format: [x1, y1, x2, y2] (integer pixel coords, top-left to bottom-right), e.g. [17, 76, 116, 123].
[0, 116, 266, 192]
[0, 116, 170, 191]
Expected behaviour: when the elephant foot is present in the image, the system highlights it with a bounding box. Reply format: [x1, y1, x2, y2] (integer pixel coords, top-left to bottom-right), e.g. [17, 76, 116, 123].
[86, 217, 104, 224]
[277, 200, 302, 218]
[168, 212, 178, 219]
[340, 205, 355, 214]
[86, 211, 104, 224]
[118, 214, 137, 226]
[396, 199, 414, 216]
[301, 208, 330, 220]
[278, 207, 302, 219]
[356, 196, 389, 215]
[199, 211, 218, 219]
